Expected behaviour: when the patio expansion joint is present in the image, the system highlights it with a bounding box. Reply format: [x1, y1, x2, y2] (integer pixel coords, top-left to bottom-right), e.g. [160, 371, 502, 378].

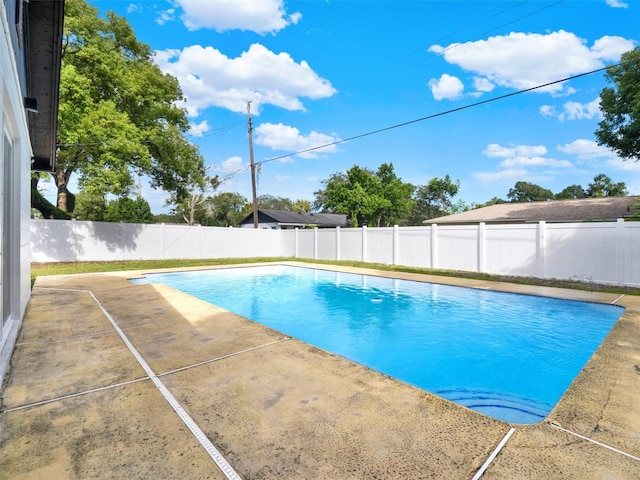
[471, 427, 515, 480]
[548, 422, 640, 463]
[1, 377, 150, 413]
[54, 286, 245, 480]
[157, 337, 291, 377]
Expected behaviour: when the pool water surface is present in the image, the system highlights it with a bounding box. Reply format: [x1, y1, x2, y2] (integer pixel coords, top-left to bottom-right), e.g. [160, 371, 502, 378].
[131, 265, 624, 424]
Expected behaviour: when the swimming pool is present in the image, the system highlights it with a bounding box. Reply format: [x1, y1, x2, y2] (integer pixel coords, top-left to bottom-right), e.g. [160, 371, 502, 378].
[131, 265, 624, 424]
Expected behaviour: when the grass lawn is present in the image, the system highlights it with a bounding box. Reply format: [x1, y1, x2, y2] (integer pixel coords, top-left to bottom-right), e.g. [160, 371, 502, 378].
[31, 257, 640, 296]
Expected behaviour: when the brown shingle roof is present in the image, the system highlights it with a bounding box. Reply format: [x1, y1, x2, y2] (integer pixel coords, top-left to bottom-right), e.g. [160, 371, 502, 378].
[425, 196, 640, 224]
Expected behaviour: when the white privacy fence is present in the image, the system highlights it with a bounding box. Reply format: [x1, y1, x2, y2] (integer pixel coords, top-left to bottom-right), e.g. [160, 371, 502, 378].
[31, 219, 640, 286]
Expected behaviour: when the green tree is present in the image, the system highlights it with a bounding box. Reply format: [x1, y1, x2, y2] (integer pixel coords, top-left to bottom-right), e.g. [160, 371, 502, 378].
[205, 192, 249, 227]
[595, 47, 640, 162]
[585, 173, 627, 197]
[257, 194, 296, 211]
[314, 164, 413, 227]
[32, 0, 205, 218]
[474, 197, 506, 208]
[375, 163, 415, 226]
[507, 181, 554, 202]
[171, 174, 220, 225]
[408, 175, 460, 223]
[293, 199, 312, 213]
[103, 197, 155, 224]
[73, 190, 108, 221]
[555, 185, 586, 200]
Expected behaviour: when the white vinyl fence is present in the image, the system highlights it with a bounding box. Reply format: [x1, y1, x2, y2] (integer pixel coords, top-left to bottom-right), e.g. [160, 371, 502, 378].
[31, 219, 640, 286]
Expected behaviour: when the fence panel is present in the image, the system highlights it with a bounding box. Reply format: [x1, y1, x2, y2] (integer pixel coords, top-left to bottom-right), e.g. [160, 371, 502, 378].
[436, 225, 477, 271]
[484, 224, 538, 276]
[545, 223, 618, 283]
[31, 220, 78, 262]
[397, 227, 431, 268]
[122, 223, 166, 260]
[367, 228, 394, 264]
[30, 219, 640, 286]
[296, 229, 315, 259]
[316, 229, 337, 260]
[340, 228, 363, 261]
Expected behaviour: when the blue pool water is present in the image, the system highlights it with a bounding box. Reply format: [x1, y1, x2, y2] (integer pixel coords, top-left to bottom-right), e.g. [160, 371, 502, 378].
[131, 265, 624, 424]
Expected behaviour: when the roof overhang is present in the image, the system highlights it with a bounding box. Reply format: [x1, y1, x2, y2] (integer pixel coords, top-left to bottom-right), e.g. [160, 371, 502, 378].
[27, 0, 65, 172]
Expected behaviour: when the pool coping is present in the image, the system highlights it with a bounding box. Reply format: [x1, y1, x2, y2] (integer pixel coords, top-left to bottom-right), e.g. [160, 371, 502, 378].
[1, 261, 639, 479]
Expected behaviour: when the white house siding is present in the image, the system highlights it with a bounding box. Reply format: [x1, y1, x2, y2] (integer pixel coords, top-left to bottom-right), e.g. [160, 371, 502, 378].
[1, 0, 32, 385]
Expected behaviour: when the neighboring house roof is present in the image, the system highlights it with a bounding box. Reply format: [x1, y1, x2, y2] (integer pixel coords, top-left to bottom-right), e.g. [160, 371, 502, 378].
[425, 196, 640, 224]
[241, 209, 348, 228]
[27, 0, 65, 171]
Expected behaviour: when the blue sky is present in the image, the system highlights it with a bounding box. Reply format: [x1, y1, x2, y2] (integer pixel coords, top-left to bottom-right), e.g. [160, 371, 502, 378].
[89, 0, 639, 213]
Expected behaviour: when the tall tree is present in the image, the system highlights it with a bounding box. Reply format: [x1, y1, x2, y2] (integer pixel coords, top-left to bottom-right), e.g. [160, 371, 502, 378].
[257, 194, 296, 211]
[32, 0, 205, 218]
[555, 185, 586, 200]
[314, 164, 413, 227]
[585, 173, 627, 197]
[507, 181, 554, 202]
[595, 47, 640, 162]
[409, 175, 460, 223]
[205, 192, 249, 227]
[375, 163, 415, 227]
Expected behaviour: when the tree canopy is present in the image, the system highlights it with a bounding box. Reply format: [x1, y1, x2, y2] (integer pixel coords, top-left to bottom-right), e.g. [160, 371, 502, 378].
[409, 175, 460, 223]
[595, 47, 640, 162]
[32, 0, 205, 219]
[507, 181, 554, 202]
[314, 164, 414, 227]
[585, 173, 628, 197]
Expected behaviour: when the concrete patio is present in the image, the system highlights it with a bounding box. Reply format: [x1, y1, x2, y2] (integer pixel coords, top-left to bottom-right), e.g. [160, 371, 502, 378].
[1, 262, 639, 479]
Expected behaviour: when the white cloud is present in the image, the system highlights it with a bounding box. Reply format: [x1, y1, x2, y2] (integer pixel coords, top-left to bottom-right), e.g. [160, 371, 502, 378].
[427, 74, 464, 100]
[474, 169, 527, 184]
[217, 156, 246, 174]
[254, 122, 341, 159]
[560, 98, 602, 121]
[429, 31, 636, 95]
[127, 4, 140, 14]
[476, 143, 572, 185]
[499, 156, 572, 168]
[605, 0, 628, 8]
[539, 105, 556, 117]
[154, 44, 337, 117]
[557, 139, 618, 160]
[156, 8, 176, 25]
[607, 157, 640, 171]
[472, 76, 495, 93]
[188, 120, 210, 137]
[482, 143, 547, 158]
[540, 98, 602, 121]
[172, 0, 301, 34]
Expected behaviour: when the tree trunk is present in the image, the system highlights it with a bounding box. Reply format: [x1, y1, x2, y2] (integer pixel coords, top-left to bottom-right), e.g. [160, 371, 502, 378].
[31, 176, 72, 219]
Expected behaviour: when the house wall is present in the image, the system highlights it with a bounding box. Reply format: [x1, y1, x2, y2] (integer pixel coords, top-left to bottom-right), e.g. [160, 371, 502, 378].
[31, 219, 640, 287]
[1, 0, 33, 385]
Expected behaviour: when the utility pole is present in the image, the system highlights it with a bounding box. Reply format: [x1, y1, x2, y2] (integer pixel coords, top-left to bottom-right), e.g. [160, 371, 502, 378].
[247, 101, 258, 229]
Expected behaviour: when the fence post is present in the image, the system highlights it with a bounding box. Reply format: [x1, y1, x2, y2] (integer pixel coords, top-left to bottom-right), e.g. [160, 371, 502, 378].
[314, 227, 318, 260]
[616, 218, 625, 285]
[537, 221, 546, 278]
[393, 225, 399, 265]
[362, 226, 367, 262]
[431, 223, 438, 269]
[294, 228, 299, 258]
[335, 226, 341, 261]
[477, 222, 485, 273]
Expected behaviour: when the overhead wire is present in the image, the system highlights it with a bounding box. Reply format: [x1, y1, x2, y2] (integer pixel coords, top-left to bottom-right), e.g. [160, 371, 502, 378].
[252, 63, 623, 168]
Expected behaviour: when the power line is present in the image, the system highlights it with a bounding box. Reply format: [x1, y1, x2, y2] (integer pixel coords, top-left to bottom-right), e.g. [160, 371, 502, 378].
[185, 120, 244, 138]
[255, 63, 620, 167]
[427, 0, 566, 61]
